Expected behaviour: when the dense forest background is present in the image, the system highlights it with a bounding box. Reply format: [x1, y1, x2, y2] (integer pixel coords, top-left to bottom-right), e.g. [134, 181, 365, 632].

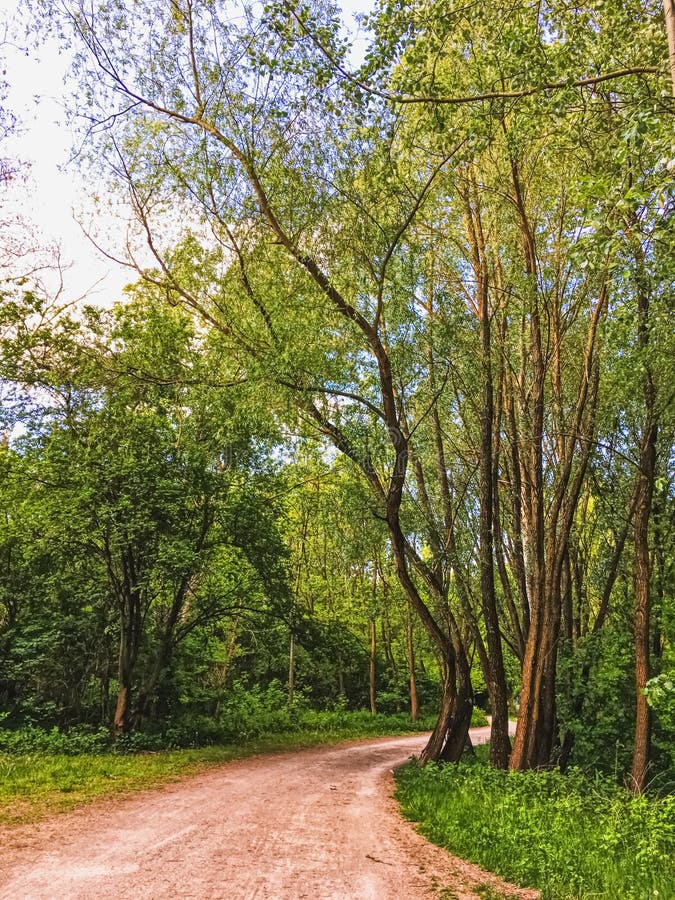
[0, 0, 673, 793]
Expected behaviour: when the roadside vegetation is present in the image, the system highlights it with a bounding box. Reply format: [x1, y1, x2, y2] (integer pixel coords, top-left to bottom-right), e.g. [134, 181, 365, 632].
[0, 705, 488, 826]
[0, 707, 448, 826]
[396, 750, 675, 900]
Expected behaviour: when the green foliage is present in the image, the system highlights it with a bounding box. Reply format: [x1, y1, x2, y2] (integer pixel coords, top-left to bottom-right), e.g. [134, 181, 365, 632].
[556, 629, 636, 775]
[0, 725, 110, 755]
[646, 672, 675, 732]
[0, 696, 436, 755]
[396, 759, 675, 900]
[470, 707, 489, 728]
[0, 296, 292, 734]
[646, 671, 675, 782]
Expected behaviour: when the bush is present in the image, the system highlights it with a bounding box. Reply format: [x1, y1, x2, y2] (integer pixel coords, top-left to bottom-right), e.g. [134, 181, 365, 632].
[470, 707, 489, 728]
[0, 725, 111, 755]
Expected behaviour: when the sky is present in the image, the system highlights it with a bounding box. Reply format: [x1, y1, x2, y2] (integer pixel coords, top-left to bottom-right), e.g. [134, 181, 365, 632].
[1, 0, 374, 307]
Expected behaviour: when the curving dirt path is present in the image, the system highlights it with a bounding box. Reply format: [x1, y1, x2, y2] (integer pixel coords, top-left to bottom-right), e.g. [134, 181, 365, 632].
[0, 728, 538, 900]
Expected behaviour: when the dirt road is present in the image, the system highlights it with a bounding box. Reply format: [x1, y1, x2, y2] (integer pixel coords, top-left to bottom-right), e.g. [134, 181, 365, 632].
[0, 728, 537, 899]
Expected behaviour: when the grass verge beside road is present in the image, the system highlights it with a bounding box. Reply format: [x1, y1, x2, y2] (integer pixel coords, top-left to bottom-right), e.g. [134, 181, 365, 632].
[0, 711, 435, 827]
[395, 749, 675, 900]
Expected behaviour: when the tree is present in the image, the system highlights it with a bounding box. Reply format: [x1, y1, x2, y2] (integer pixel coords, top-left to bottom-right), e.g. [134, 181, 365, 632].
[0, 290, 290, 734]
[36, 0, 674, 772]
[39, 0, 480, 759]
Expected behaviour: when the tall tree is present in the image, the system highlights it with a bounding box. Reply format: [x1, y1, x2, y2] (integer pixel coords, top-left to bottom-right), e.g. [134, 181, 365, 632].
[38, 0, 674, 768]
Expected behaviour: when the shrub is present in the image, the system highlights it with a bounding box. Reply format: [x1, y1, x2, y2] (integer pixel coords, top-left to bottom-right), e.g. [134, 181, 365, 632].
[471, 707, 489, 728]
[0, 725, 110, 756]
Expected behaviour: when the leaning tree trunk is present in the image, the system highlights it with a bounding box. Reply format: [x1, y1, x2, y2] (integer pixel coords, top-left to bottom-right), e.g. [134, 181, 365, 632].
[419, 649, 456, 764]
[389, 516, 467, 763]
[439, 637, 474, 762]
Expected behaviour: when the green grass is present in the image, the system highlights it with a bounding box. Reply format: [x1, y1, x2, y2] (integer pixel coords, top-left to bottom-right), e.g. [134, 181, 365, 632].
[0, 712, 435, 827]
[395, 755, 675, 900]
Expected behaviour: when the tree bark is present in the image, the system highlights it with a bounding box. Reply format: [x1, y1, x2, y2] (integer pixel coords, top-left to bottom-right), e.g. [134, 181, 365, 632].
[465, 181, 511, 769]
[630, 418, 657, 792]
[407, 617, 419, 721]
[111, 548, 143, 737]
[419, 661, 456, 764]
[369, 616, 377, 715]
[113, 603, 140, 737]
[507, 157, 550, 769]
[629, 234, 658, 793]
[439, 639, 474, 762]
[664, 0, 675, 95]
[288, 630, 295, 707]
[624, 217, 659, 793]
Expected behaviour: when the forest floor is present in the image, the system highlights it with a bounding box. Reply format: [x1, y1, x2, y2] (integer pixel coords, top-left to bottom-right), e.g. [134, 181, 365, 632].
[0, 727, 537, 900]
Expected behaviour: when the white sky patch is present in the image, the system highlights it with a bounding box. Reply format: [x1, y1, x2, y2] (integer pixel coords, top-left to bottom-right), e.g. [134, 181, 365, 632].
[1, 0, 374, 307]
[1, 1, 129, 302]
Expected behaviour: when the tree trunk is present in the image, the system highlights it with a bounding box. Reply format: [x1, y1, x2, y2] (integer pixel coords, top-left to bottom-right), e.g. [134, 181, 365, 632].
[478, 270, 510, 767]
[369, 616, 377, 715]
[288, 630, 295, 707]
[505, 151, 552, 771]
[629, 225, 658, 794]
[630, 420, 657, 792]
[337, 653, 345, 698]
[510, 603, 559, 769]
[464, 176, 511, 768]
[439, 641, 474, 762]
[113, 627, 133, 736]
[113, 682, 131, 735]
[419, 654, 456, 764]
[664, 0, 675, 95]
[407, 617, 419, 721]
[105, 544, 146, 737]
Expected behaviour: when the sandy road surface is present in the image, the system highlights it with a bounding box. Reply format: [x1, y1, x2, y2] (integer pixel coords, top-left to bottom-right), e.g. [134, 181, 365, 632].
[0, 728, 537, 900]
